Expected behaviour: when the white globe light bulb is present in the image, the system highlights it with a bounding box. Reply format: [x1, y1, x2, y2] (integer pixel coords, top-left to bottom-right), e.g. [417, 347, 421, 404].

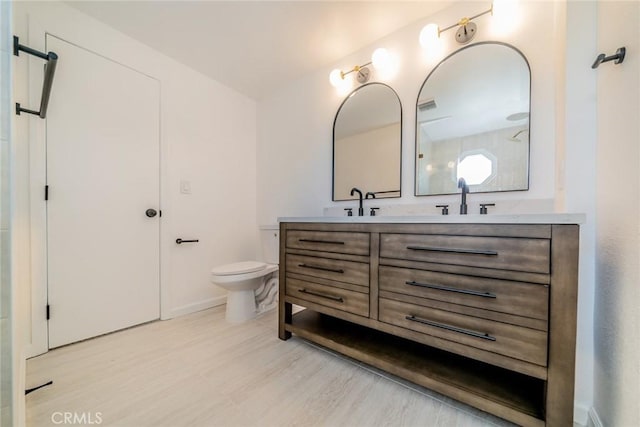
[329, 69, 343, 87]
[419, 23, 440, 48]
[371, 48, 390, 71]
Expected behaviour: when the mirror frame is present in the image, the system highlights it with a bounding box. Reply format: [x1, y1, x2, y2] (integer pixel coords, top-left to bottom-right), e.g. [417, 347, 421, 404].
[414, 41, 531, 197]
[332, 82, 403, 201]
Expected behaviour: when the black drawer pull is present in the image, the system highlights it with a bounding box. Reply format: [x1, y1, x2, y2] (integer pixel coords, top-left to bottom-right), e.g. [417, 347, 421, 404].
[406, 246, 498, 256]
[299, 239, 345, 245]
[298, 263, 345, 274]
[405, 315, 496, 341]
[299, 288, 344, 302]
[405, 281, 496, 299]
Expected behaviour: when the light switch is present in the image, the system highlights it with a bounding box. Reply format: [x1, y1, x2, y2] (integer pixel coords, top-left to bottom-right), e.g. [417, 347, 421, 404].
[180, 180, 192, 194]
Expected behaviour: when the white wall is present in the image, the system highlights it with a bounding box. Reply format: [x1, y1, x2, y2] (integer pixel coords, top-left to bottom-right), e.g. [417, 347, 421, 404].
[257, 1, 562, 224]
[562, 1, 596, 425]
[593, 1, 640, 425]
[12, 2, 258, 419]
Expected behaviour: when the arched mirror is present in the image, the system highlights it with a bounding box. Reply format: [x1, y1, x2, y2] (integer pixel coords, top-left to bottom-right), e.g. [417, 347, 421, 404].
[333, 83, 402, 201]
[415, 42, 530, 196]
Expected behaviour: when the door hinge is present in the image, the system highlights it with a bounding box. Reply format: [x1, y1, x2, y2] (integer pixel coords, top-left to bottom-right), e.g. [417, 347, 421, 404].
[46, 304, 50, 320]
[45, 185, 49, 201]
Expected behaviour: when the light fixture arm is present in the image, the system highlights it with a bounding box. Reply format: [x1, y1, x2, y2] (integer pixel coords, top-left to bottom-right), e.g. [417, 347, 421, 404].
[340, 61, 372, 80]
[439, 6, 492, 34]
[329, 47, 392, 89]
[422, 4, 494, 46]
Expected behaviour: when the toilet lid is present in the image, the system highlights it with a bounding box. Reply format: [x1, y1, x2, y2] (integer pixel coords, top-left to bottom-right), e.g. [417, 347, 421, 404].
[211, 261, 267, 276]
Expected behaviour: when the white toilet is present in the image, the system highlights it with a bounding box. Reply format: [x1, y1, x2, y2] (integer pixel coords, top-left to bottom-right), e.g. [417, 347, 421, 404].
[211, 227, 279, 323]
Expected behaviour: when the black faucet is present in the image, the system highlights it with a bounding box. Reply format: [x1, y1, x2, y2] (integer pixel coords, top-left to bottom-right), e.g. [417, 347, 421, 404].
[365, 192, 376, 200]
[457, 177, 469, 215]
[350, 187, 364, 216]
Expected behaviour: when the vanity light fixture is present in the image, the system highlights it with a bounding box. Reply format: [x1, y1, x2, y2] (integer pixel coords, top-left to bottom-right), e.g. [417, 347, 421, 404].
[419, 0, 518, 47]
[329, 48, 392, 89]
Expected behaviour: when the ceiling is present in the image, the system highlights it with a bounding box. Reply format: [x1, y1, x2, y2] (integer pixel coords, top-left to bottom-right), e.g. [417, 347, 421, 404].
[65, 1, 453, 100]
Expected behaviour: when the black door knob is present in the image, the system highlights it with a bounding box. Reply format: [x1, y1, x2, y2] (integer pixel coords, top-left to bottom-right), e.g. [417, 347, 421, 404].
[145, 208, 157, 218]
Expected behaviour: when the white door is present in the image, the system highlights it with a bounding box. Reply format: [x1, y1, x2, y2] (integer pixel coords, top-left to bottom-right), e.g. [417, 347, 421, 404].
[46, 35, 160, 348]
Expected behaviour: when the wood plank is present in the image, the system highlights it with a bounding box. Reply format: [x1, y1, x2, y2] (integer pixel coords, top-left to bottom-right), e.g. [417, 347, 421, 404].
[279, 222, 291, 340]
[286, 272, 368, 294]
[379, 265, 549, 325]
[545, 225, 579, 426]
[379, 290, 547, 331]
[369, 232, 380, 320]
[378, 298, 548, 366]
[380, 234, 551, 274]
[284, 222, 552, 239]
[286, 253, 369, 286]
[286, 229, 370, 255]
[286, 247, 370, 263]
[380, 257, 551, 284]
[286, 278, 369, 317]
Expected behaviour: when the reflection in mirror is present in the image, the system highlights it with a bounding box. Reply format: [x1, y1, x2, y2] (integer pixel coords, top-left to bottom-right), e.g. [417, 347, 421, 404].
[415, 42, 530, 196]
[333, 83, 402, 201]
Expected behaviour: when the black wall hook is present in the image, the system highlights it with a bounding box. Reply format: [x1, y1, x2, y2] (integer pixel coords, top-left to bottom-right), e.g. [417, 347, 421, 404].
[592, 47, 626, 69]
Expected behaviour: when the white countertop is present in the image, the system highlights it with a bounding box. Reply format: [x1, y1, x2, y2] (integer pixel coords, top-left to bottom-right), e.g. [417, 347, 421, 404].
[278, 213, 586, 224]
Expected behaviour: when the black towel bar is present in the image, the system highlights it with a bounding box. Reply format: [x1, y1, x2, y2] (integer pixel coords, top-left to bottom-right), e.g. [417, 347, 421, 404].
[14, 35, 58, 119]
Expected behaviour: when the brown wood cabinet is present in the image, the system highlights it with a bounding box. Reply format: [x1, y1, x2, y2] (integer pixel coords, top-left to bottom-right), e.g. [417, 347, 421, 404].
[279, 221, 579, 427]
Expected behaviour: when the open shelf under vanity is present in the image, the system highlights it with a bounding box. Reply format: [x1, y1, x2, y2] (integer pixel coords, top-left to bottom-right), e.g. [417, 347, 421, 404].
[287, 309, 545, 422]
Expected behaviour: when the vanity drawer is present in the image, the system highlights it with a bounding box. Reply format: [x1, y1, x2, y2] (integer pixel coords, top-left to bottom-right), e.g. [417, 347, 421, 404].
[380, 234, 550, 274]
[286, 254, 369, 287]
[286, 230, 370, 255]
[286, 277, 369, 317]
[379, 298, 548, 366]
[379, 266, 548, 322]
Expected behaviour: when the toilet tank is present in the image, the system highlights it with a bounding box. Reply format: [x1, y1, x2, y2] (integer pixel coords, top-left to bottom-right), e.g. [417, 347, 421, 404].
[259, 225, 280, 264]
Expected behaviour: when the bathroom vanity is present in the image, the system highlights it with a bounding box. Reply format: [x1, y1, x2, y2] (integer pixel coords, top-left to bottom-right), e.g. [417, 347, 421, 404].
[278, 216, 581, 427]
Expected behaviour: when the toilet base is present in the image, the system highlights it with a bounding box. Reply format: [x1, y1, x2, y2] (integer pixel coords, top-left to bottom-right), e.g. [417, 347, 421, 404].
[225, 290, 257, 323]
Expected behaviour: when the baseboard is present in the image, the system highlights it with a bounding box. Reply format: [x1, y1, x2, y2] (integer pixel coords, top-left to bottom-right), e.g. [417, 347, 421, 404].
[587, 407, 603, 427]
[167, 295, 227, 319]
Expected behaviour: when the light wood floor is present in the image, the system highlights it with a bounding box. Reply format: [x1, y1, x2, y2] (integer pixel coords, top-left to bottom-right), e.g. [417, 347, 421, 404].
[26, 306, 515, 427]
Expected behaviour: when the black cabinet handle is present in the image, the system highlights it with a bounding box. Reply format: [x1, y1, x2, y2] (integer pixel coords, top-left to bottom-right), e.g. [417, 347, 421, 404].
[405, 315, 496, 341]
[299, 239, 345, 245]
[405, 281, 496, 299]
[176, 238, 199, 244]
[406, 246, 498, 256]
[298, 264, 344, 274]
[299, 288, 344, 303]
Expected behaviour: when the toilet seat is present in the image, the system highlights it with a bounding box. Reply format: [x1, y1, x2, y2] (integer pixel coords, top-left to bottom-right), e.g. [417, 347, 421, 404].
[211, 261, 278, 285]
[211, 261, 266, 276]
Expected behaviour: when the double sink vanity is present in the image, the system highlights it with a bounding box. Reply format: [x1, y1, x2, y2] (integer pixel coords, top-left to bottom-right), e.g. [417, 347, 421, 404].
[278, 215, 581, 427]
[293, 35, 580, 426]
